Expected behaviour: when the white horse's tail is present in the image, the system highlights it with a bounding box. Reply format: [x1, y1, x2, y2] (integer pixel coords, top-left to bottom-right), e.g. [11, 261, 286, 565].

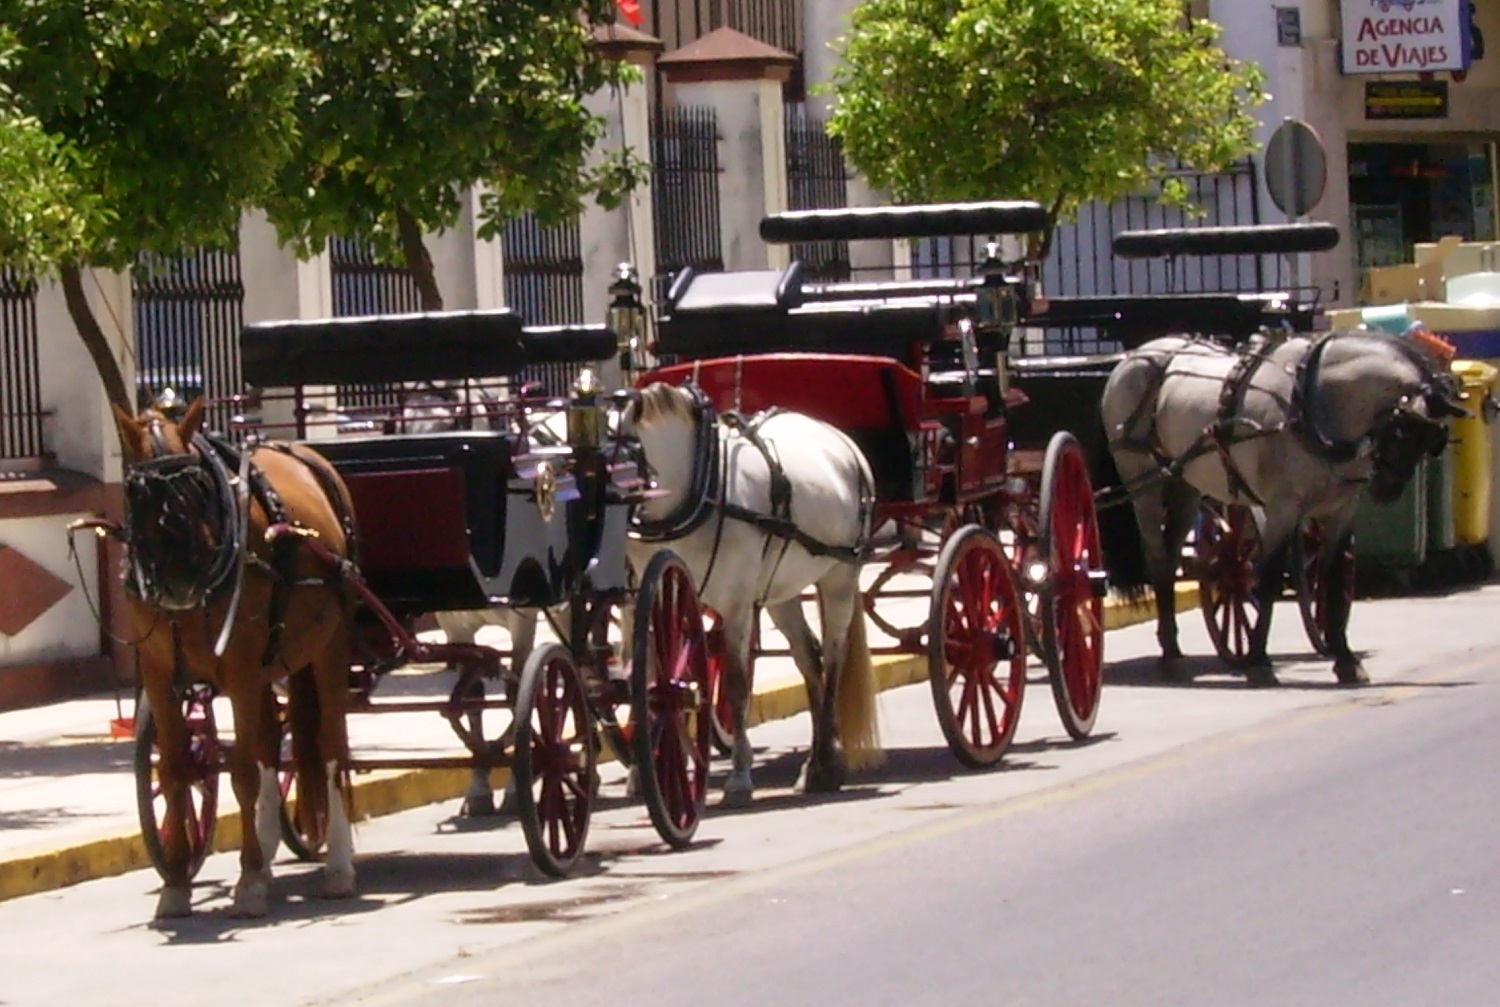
[837, 604, 884, 771]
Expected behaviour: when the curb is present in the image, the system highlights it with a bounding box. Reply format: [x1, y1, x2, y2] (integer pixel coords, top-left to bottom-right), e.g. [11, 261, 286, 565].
[0, 583, 1196, 904]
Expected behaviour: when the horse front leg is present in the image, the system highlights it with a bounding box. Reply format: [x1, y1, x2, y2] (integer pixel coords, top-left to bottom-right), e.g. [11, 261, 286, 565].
[1245, 531, 1292, 688]
[717, 604, 758, 808]
[141, 666, 195, 919]
[227, 684, 275, 917]
[1320, 519, 1366, 685]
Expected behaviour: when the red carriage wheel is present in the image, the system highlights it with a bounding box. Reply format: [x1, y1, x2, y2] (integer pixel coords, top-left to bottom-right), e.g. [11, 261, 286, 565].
[927, 525, 1027, 768]
[512, 642, 597, 877]
[631, 550, 712, 849]
[1291, 519, 1355, 657]
[702, 608, 736, 757]
[1037, 432, 1106, 739]
[1195, 501, 1263, 666]
[134, 684, 222, 882]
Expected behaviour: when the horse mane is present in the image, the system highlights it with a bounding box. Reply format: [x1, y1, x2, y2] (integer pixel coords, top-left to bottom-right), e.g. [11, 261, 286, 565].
[631, 382, 694, 426]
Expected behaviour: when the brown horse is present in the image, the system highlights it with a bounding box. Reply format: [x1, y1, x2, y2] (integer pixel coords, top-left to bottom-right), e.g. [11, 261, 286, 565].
[113, 397, 359, 918]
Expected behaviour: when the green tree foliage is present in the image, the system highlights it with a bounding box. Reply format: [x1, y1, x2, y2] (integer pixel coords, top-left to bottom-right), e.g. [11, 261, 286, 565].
[0, 0, 309, 410]
[825, 0, 1267, 253]
[263, 0, 645, 309]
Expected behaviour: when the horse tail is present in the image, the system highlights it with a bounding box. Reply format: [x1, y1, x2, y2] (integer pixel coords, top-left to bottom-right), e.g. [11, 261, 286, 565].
[285, 666, 331, 841]
[836, 601, 884, 771]
[1088, 412, 1150, 596]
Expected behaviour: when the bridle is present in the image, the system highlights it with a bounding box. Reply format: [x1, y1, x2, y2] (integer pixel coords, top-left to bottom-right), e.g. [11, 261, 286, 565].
[121, 419, 242, 611]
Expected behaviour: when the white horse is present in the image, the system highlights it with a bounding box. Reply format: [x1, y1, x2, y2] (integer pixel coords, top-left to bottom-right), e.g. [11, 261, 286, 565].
[1096, 328, 1465, 685]
[622, 382, 882, 803]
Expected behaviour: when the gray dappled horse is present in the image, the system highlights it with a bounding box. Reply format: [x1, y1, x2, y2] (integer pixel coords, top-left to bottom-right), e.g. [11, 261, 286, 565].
[1096, 329, 1465, 686]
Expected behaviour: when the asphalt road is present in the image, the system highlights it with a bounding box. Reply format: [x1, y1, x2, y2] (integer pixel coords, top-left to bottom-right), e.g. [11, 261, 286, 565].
[3, 585, 1498, 1007]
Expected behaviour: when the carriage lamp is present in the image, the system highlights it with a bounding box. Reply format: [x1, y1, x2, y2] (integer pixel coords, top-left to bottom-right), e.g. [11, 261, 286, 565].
[608, 262, 646, 374]
[568, 367, 606, 448]
[975, 242, 1019, 333]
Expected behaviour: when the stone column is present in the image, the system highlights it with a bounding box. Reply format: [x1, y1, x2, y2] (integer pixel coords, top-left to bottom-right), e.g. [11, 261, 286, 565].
[660, 28, 797, 272]
[584, 23, 664, 386]
[801, 1, 894, 278]
[238, 211, 335, 436]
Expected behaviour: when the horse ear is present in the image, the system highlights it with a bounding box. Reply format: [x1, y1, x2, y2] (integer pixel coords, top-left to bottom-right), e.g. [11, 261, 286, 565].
[179, 397, 207, 442]
[111, 403, 145, 460]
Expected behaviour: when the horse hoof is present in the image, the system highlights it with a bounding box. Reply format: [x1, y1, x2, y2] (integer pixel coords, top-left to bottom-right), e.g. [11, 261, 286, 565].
[460, 793, 497, 818]
[720, 786, 753, 810]
[1336, 661, 1369, 686]
[229, 877, 270, 918]
[322, 867, 356, 900]
[1157, 659, 1183, 684]
[797, 761, 847, 794]
[154, 886, 192, 919]
[1245, 667, 1279, 689]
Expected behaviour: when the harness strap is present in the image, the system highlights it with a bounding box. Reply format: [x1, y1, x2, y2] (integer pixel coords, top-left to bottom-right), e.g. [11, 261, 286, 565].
[1207, 336, 1282, 507]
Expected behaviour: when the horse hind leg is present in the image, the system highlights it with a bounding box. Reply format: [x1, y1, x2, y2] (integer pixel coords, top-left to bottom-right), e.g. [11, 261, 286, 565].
[764, 595, 837, 793]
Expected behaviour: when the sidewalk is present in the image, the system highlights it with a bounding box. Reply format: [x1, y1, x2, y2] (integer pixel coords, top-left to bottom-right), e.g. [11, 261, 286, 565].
[0, 587, 1181, 904]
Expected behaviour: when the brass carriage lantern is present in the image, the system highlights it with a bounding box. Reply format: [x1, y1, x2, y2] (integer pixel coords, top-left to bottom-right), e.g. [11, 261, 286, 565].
[975, 241, 1019, 397]
[608, 262, 646, 376]
[568, 366, 606, 449]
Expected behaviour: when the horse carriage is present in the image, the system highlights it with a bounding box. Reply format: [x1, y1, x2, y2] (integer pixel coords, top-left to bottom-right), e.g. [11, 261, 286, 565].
[86, 309, 718, 918]
[630, 201, 1109, 772]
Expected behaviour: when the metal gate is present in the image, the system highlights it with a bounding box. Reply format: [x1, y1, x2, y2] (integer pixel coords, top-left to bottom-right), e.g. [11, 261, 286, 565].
[133, 248, 245, 437]
[785, 105, 851, 281]
[0, 270, 44, 460]
[329, 235, 424, 414]
[651, 105, 724, 304]
[504, 213, 586, 396]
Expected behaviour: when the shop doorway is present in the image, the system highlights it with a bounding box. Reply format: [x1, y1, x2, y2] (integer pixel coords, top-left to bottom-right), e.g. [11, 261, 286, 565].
[1348, 141, 1497, 287]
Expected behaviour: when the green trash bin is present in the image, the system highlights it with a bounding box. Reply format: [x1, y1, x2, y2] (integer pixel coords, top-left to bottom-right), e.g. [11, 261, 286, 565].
[1426, 435, 1457, 554]
[1354, 457, 1429, 569]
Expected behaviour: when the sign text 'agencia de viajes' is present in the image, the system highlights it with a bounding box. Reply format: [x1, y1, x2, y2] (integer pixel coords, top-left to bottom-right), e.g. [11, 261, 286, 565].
[1341, 0, 1473, 74]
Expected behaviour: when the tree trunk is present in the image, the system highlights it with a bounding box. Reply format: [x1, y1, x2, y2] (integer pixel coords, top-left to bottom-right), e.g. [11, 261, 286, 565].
[60, 264, 133, 414]
[396, 207, 444, 312]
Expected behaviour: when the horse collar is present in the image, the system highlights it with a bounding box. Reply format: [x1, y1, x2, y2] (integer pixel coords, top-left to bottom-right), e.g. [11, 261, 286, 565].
[1291, 333, 1368, 464]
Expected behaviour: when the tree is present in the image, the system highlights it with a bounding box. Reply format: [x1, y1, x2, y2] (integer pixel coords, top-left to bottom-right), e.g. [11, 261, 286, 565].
[824, 0, 1267, 255]
[261, 0, 646, 311]
[0, 0, 309, 411]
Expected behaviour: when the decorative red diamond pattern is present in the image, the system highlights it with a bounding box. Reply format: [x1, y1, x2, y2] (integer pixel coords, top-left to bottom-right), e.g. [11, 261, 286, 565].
[0, 545, 73, 636]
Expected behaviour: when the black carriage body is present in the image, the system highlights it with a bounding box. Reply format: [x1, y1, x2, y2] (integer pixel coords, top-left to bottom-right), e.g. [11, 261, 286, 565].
[240, 310, 633, 617]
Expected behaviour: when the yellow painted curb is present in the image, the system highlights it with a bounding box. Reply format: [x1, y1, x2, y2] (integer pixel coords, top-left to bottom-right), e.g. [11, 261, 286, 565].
[0, 584, 1195, 905]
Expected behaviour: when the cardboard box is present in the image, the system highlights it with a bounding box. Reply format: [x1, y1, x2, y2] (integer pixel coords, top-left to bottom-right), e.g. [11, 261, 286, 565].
[1359, 236, 1461, 305]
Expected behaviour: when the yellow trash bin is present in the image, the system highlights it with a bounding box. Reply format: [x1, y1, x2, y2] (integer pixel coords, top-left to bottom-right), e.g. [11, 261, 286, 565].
[1450, 360, 1499, 547]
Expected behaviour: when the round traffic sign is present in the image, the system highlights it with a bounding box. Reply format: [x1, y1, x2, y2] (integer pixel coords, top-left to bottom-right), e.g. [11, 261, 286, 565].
[1265, 118, 1327, 218]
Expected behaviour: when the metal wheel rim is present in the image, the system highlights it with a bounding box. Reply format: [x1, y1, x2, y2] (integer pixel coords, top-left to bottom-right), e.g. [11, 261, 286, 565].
[513, 643, 595, 877]
[633, 551, 711, 848]
[135, 687, 221, 882]
[1040, 436, 1105, 739]
[927, 526, 1026, 768]
[1196, 503, 1262, 666]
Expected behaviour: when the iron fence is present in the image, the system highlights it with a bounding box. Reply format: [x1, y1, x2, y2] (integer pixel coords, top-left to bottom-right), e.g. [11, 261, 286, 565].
[133, 248, 245, 437]
[649, 0, 801, 63]
[651, 105, 724, 305]
[903, 161, 1268, 353]
[505, 213, 588, 396]
[785, 104, 851, 282]
[0, 270, 44, 460]
[329, 235, 423, 414]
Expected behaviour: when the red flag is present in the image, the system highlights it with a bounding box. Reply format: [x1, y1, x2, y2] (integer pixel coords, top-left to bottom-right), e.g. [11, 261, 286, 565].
[616, 0, 643, 27]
